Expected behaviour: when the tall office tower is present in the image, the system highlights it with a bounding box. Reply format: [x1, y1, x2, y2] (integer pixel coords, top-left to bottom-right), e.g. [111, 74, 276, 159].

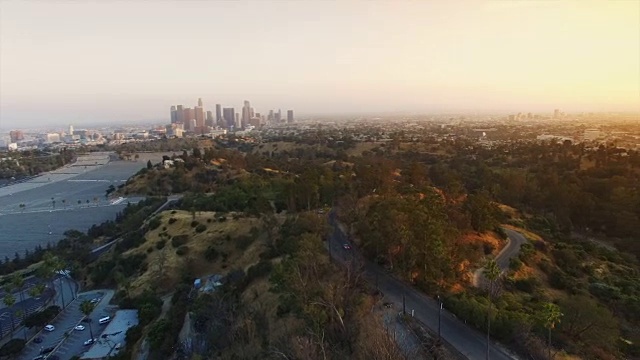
[195, 106, 205, 128]
[242, 100, 251, 128]
[190, 119, 197, 132]
[206, 111, 214, 127]
[268, 110, 274, 122]
[287, 110, 294, 123]
[184, 108, 195, 130]
[275, 109, 282, 122]
[235, 113, 240, 128]
[170, 106, 178, 123]
[553, 109, 560, 119]
[215, 104, 222, 123]
[198, 98, 203, 107]
[250, 107, 255, 119]
[223, 108, 235, 128]
[68, 125, 74, 135]
[176, 105, 185, 124]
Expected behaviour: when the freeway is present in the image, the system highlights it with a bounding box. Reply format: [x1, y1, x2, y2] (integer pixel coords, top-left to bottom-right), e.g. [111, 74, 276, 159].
[328, 211, 518, 360]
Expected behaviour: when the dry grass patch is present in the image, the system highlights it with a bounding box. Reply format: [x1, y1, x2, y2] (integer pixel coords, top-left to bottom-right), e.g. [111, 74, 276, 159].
[502, 224, 545, 242]
[125, 210, 265, 296]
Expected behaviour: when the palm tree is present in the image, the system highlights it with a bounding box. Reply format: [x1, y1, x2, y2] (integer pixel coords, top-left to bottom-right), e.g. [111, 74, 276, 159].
[483, 259, 501, 360]
[62, 199, 66, 209]
[2, 290, 17, 336]
[11, 274, 27, 333]
[542, 302, 563, 360]
[19, 203, 25, 213]
[80, 300, 96, 341]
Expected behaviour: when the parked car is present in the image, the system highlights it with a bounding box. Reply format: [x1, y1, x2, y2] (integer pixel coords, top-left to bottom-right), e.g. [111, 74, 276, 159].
[40, 346, 55, 354]
[75, 325, 86, 331]
[44, 325, 55, 332]
[33, 337, 43, 343]
[342, 243, 352, 250]
[84, 338, 98, 346]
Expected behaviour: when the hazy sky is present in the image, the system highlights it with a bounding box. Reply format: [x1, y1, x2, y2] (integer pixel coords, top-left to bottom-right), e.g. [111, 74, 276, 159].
[1, 1, 638, 127]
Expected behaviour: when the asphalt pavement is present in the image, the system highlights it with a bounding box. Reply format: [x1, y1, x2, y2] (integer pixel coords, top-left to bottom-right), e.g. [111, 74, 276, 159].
[18, 290, 114, 360]
[0, 276, 77, 339]
[473, 228, 528, 287]
[328, 211, 519, 360]
[50, 290, 116, 360]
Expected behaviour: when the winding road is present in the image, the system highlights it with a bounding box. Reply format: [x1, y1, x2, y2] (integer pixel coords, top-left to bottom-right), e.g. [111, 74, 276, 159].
[473, 227, 528, 287]
[328, 211, 520, 360]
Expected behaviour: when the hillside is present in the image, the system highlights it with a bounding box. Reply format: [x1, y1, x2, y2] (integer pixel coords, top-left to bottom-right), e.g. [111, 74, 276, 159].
[122, 210, 266, 296]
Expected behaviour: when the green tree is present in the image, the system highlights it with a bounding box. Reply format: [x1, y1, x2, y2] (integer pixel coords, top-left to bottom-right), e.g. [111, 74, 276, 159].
[483, 259, 501, 360]
[2, 291, 16, 335]
[80, 300, 96, 341]
[558, 295, 619, 351]
[147, 160, 153, 169]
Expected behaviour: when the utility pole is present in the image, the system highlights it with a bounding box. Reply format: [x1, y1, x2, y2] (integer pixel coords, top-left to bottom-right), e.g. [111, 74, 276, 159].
[438, 295, 442, 341]
[402, 294, 406, 315]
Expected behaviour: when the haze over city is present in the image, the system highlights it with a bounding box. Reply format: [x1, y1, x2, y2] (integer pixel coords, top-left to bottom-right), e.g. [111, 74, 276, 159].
[1, 0, 639, 128]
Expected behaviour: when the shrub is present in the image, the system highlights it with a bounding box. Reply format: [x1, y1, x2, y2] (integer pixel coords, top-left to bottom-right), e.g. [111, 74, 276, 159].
[217, 216, 227, 222]
[172, 235, 189, 248]
[162, 226, 167, 231]
[146, 247, 153, 253]
[171, 210, 177, 214]
[148, 217, 161, 230]
[206, 218, 212, 223]
[204, 246, 219, 261]
[483, 242, 495, 255]
[190, 221, 199, 228]
[509, 257, 523, 271]
[236, 235, 255, 251]
[168, 218, 177, 225]
[514, 277, 539, 293]
[156, 239, 166, 250]
[176, 246, 189, 256]
[195, 224, 207, 233]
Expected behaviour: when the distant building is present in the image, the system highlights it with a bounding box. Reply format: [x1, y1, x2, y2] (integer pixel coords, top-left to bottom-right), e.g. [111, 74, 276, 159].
[287, 110, 294, 123]
[223, 107, 235, 128]
[170, 106, 178, 123]
[216, 104, 222, 124]
[176, 105, 185, 123]
[275, 109, 282, 122]
[45, 133, 61, 143]
[198, 97, 203, 107]
[242, 100, 251, 128]
[553, 109, 560, 119]
[9, 130, 24, 143]
[184, 108, 195, 130]
[206, 111, 214, 127]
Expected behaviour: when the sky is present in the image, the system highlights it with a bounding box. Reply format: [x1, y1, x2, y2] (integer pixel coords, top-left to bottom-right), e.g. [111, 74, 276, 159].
[0, 1, 639, 127]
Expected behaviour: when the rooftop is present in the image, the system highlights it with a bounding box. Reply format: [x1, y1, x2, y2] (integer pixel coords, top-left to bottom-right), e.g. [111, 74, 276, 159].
[80, 309, 139, 359]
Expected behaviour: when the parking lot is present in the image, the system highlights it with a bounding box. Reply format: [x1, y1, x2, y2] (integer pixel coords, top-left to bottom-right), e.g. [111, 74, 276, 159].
[18, 290, 114, 360]
[51, 290, 115, 360]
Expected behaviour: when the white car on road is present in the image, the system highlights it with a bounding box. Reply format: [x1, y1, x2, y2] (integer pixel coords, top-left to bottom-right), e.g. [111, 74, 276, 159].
[83, 338, 98, 346]
[75, 325, 85, 331]
[44, 325, 55, 332]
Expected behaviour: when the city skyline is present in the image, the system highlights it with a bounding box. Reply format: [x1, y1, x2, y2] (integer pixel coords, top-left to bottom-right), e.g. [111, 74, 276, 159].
[1, 1, 639, 127]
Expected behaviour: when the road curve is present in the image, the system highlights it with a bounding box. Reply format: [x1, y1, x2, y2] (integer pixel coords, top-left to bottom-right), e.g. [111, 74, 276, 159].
[328, 211, 518, 360]
[473, 228, 528, 286]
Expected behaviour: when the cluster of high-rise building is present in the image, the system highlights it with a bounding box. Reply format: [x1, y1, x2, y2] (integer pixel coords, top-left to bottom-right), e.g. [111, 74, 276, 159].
[168, 98, 295, 136]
